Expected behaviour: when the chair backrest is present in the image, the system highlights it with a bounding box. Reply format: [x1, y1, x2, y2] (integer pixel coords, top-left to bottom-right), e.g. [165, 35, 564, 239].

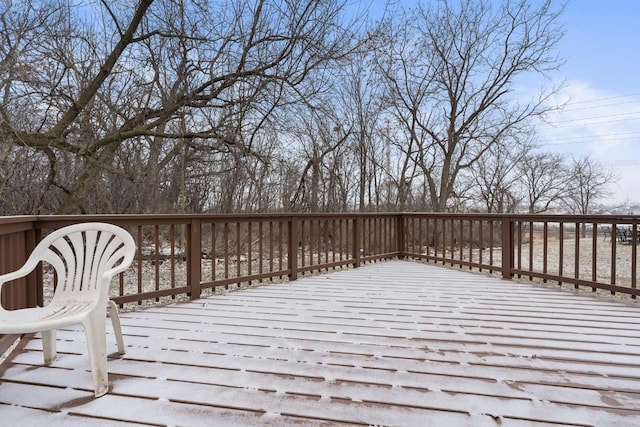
[34, 223, 136, 303]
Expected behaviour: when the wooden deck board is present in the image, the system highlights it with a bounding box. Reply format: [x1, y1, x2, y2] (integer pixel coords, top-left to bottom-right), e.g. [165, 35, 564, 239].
[2, 260, 640, 426]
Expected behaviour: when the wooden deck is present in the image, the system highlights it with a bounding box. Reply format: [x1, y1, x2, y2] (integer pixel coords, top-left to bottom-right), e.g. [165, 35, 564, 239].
[2, 260, 640, 426]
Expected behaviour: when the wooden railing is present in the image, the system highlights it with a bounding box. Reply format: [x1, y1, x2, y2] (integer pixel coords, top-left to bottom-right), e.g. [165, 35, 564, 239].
[401, 213, 640, 298]
[1, 213, 639, 315]
[0, 214, 400, 311]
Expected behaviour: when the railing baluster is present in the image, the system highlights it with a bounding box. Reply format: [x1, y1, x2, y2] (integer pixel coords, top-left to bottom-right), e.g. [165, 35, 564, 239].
[339, 219, 344, 261]
[211, 223, 216, 282]
[269, 221, 274, 273]
[317, 219, 322, 266]
[353, 217, 361, 268]
[528, 221, 533, 280]
[592, 222, 597, 292]
[543, 222, 548, 283]
[155, 224, 160, 301]
[224, 222, 229, 281]
[137, 225, 143, 305]
[489, 220, 494, 273]
[450, 218, 454, 267]
[189, 219, 201, 300]
[288, 217, 298, 280]
[479, 220, 483, 271]
[459, 219, 464, 266]
[468, 220, 473, 269]
[259, 221, 263, 282]
[559, 222, 564, 286]
[632, 222, 637, 299]
[248, 221, 252, 285]
[612, 223, 617, 288]
[516, 221, 522, 278]
[278, 220, 284, 274]
[301, 219, 306, 269]
[325, 219, 329, 266]
[574, 222, 580, 289]
[332, 219, 336, 264]
[441, 218, 447, 265]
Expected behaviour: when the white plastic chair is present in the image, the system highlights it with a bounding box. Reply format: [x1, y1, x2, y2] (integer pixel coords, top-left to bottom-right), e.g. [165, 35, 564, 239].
[0, 222, 135, 397]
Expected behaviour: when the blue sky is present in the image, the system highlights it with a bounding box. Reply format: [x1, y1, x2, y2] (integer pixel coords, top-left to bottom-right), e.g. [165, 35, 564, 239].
[542, 0, 640, 205]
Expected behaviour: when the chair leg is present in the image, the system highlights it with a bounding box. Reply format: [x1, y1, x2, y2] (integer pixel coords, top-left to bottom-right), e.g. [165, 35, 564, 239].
[42, 329, 57, 364]
[83, 311, 108, 398]
[107, 300, 125, 354]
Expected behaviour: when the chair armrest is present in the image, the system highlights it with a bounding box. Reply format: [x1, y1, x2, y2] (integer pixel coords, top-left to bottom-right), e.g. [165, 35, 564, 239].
[0, 258, 40, 294]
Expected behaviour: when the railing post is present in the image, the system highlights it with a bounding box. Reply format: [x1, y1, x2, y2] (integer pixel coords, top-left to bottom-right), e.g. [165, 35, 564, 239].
[288, 216, 298, 281]
[501, 217, 514, 279]
[397, 214, 405, 258]
[353, 216, 361, 268]
[188, 218, 202, 299]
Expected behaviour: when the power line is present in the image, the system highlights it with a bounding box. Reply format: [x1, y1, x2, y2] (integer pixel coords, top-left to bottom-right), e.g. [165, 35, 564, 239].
[539, 135, 640, 146]
[560, 92, 640, 107]
[601, 160, 640, 166]
[541, 131, 640, 142]
[548, 110, 640, 125]
[558, 99, 640, 113]
[543, 116, 640, 129]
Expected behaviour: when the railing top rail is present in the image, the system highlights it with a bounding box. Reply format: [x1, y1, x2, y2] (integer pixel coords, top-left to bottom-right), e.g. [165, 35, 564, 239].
[400, 213, 640, 222]
[1, 213, 639, 231]
[29, 212, 402, 223]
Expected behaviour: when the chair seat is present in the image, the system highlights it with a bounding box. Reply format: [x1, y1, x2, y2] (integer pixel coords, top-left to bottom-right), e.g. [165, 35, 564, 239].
[0, 301, 94, 334]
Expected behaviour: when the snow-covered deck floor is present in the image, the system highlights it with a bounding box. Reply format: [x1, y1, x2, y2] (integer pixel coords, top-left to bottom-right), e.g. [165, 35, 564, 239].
[2, 260, 640, 426]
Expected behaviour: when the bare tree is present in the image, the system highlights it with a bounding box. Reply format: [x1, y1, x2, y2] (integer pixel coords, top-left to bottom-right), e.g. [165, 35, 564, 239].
[287, 103, 352, 212]
[374, 0, 564, 211]
[337, 51, 385, 211]
[517, 151, 568, 213]
[563, 156, 618, 235]
[0, 0, 358, 214]
[469, 136, 534, 213]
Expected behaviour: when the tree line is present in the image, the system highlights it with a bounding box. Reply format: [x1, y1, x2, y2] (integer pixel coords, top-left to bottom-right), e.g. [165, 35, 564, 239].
[0, 0, 617, 216]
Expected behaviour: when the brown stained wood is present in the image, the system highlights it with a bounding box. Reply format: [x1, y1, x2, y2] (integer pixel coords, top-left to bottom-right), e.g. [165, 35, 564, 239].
[528, 221, 533, 279]
[236, 222, 241, 279]
[224, 223, 229, 280]
[425, 218, 430, 259]
[269, 221, 274, 273]
[478, 220, 483, 270]
[171, 224, 176, 293]
[592, 222, 597, 292]
[259, 222, 264, 280]
[468, 220, 473, 269]
[4, 212, 640, 314]
[575, 222, 580, 290]
[450, 219, 454, 268]
[489, 220, 494, 273]
[137, 226, 143, 305]
[543, 222, 548, 283]
[278, 221, 284, 274]
[517, 221, 522, 278]
[559, 222, 564, 285]
[324, 219, 329, 266]
[332, 219, 336, 264]
[633, 222, 638, 298]
[248, 222, 252, 284]
[301, 219, 306, 268]
[155, 225, 160, 301]
[459, 219, 463, 264]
